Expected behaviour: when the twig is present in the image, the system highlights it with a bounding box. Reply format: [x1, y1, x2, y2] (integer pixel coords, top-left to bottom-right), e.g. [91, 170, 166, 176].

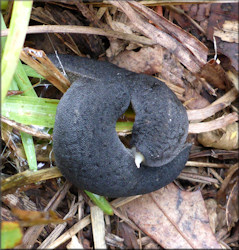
[47, 214, 91, 249]
[188, 112, 238, 134]
[210, 87, 238, 107]
[166, 5, 206, 35]
[179, 172, 219, 184]
[129, 1, 208, 64]
[187, 103, 228, 121]
[111, 195, 142, 207]
[208, 168, 224, 184]
[186, 161, 231, 168]
[187, 87, 238, 121]
[81, 0, 239, 7]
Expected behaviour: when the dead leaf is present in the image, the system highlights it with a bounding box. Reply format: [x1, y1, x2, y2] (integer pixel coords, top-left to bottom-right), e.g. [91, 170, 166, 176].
[205, 3, 239, 71]
[121, 183, 221, 249]
[11, 207, 69, 227]
[175, 3, 238, 70]
[197, 122, 238, 150]
[184, 87, 210, 109]
[214, 20, 238, 43]
[200, 59, 232, 90]
[205, 199, 218, 234]
[118, 222, 139, 249]
[226, 180, 239, 231]
[110, 46, 164, 75]
[217, 163, 239, 204]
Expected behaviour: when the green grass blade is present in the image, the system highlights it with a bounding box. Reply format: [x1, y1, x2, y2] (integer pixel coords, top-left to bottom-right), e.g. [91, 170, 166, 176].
[1, 0, 33, 104]
[1, 14, 7, 49]
[1, 9, 38, 172]
[14, 61, 38, 97]
[2, 95, 133, 132]
[2, 96, 58, 128]
[84, 191, 114, 215]
[116, 121, 133, 132]
[22, 65, 45, 79]
[20, 132, 37, 171]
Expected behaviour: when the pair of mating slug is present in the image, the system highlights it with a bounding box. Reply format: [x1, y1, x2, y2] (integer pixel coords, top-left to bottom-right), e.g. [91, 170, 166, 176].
[51, 54, 191, 198]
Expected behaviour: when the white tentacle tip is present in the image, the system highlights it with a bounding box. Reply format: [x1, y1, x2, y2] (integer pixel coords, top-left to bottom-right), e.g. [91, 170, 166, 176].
[133, 149, 145, 168]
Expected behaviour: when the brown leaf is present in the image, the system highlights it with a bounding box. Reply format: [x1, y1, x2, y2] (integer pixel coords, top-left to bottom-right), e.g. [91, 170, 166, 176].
[118, 222, 139, 249]
[197, 122, 238, 150]
[205, 3, 238, 71]
[217, 163, 239, 204]
[175, 3, 238, 70]
[110, 46, 164, 75]
[226, 180, 239, 231]
[200, 59, 232, 90]
[205, 199, 218, 234]
[184, 87, 210, 109]
[11, 208, 68, 227]
[121, 183, 221, 249]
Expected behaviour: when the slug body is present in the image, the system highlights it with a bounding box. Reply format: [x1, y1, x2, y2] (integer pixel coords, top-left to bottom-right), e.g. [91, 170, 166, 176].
[52, 55, 191, 197]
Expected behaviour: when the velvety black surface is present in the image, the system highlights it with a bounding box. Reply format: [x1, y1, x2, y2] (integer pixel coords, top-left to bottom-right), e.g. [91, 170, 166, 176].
[52, 54, 191, 197]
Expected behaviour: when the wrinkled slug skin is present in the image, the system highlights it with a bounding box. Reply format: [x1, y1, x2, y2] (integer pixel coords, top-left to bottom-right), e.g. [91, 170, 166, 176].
[52, 55, 191, 197]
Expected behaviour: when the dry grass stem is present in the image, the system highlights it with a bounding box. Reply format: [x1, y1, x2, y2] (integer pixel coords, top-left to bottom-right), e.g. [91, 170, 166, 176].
[1, 25, 155, 46]
[18, 182, 72, 248]
[86, 1, 239, 7]
[38, 201, 78, 249]
[1, 167, 62, 194]
[1, 116, 52, 140]
[46, 195, 142, 248]
[20, 48, 71, 93]
[91, 206, 107, 249]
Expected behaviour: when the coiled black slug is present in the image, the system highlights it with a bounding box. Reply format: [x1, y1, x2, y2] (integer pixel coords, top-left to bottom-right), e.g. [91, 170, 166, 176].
[51, 54, 191, 197]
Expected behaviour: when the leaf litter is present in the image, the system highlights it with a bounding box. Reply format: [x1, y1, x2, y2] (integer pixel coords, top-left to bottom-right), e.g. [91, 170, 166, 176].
[1, 0, 238, 249]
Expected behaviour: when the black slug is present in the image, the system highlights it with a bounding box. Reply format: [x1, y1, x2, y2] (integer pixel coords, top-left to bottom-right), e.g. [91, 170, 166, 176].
[51, 54, 191, 197]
